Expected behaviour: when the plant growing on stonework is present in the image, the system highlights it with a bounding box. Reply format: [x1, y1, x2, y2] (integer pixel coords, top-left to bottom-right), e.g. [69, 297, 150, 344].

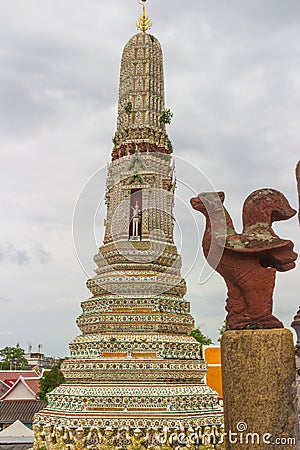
[124, 101, 133, 115]
[159, 108, 173, 125]
[167, 138, 173, 152]
[191, 328, 213, 346]
[157, 153, 170, 162]
[149, 34, 155, 43]
[112, 132, 120, 147]
[38, 360, 65, 400]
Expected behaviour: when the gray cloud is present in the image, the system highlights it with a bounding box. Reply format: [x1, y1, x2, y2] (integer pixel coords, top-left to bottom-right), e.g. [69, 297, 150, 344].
[0, 0, 299, 354]
[0, 242, 29, 265]
[0, 242, 50, 266]
[38, 247, 51, 265]
[30, 241, 51, 265]
[0, 297, 13, 303]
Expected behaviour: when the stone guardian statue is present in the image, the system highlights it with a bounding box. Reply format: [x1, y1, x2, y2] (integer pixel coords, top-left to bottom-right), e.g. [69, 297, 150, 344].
[190, 188, 297, 329]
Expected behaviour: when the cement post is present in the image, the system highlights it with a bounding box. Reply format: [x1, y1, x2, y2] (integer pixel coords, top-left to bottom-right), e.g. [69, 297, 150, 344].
[221, 329, 297, 449]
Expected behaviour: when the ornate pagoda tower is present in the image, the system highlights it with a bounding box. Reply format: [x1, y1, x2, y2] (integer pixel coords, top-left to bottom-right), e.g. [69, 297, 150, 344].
[34, 3, 222, 449]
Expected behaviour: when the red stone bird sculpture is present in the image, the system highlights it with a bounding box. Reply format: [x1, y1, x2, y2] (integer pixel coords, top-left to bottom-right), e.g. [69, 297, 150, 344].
[190, 189, 297, 330]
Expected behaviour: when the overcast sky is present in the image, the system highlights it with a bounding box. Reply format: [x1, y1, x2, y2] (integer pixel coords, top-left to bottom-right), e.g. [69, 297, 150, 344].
[0, 0, 299, 357]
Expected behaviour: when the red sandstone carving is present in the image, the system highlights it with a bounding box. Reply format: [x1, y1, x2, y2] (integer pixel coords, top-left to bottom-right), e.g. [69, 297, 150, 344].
[190, 189, 297, 330]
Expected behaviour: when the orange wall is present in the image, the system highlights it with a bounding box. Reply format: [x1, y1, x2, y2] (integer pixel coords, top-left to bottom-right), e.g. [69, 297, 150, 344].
[204, 347, 222, 398]
[205, 347, 221, 364]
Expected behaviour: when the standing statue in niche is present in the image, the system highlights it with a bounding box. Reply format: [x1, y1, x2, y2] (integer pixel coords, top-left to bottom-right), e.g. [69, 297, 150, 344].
[190, 188, 297, 330]
[132, 201, 141, 238]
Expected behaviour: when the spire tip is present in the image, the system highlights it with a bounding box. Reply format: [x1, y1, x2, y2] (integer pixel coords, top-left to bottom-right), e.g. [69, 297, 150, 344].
[136, 1, 152, 33]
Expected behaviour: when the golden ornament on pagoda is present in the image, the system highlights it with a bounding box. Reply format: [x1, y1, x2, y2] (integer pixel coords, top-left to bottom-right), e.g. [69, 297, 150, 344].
[136, 5, 152, 32]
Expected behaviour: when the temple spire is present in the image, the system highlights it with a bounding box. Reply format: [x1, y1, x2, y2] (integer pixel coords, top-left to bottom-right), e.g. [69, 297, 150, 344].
[113, 6, 170, 160]
[136, 3, 152, 32]
[33, 6, 223, 444]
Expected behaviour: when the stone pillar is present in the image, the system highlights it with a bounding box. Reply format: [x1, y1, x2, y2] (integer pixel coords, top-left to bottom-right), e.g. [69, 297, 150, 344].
[221, 329, 297, 449]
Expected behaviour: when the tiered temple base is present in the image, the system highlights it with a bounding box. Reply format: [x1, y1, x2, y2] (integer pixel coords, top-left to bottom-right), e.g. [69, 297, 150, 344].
[34, 325, 223, 448]
[34, 386, 223, 448]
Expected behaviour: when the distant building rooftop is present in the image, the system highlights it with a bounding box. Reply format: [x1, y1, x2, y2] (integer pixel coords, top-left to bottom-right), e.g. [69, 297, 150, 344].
[0, 401, 47, 426]
[0, 372, 39, 384]
[0, 419, 34, 449]
[0, 374, 41, 402]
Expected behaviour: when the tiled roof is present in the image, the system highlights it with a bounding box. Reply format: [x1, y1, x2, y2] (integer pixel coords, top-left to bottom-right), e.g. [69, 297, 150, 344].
[0, 375, 41, 401]
[23, 379, 40, 395]
[0, 419, 33, 438]
[1, 377, 40, 401]
[0, 381, 9, 398]
[0, 437, 33, 444]
[0, 371, 38, 383]
[3, 380, 15, 388]
[0, 400, 47, 424]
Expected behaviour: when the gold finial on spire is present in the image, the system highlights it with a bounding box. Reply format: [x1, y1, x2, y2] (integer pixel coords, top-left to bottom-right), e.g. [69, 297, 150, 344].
[136, 1, 152, 33]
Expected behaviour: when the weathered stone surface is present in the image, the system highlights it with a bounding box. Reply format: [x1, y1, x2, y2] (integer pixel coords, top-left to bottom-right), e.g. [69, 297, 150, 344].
[221, 329, 297, 449]
[190, 190, 297, 330]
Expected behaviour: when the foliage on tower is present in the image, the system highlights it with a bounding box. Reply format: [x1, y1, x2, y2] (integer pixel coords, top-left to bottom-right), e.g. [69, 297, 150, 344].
[160, 108, 173, 125]
[124, 102, 133, 116]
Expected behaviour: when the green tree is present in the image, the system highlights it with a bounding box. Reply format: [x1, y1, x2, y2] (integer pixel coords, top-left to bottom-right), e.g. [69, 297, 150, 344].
[0, 345, 28, 370]
[191, 328, 213, 346]
[217, 320, 226, 342]
[38, 360, 65, 400]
